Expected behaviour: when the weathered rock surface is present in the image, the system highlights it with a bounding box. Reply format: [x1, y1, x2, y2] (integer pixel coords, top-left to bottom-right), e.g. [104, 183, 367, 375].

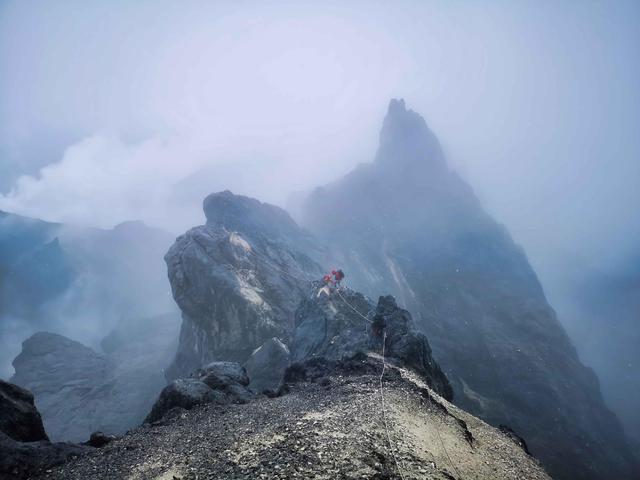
[10, 314, 178, 442]
[0, 380, 90, 479]
[292, 283, 452, 400]
[245, 337, 291, 394]
[165, 190, 323, 380]
[0, 379, 48, 442]
[301, 98, 639, 479]
[32, 354, 551, 480]
[145, 362, 253, 423]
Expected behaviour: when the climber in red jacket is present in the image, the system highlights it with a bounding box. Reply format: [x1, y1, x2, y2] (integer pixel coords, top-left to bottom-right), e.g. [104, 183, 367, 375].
[332, 269, 345, 287]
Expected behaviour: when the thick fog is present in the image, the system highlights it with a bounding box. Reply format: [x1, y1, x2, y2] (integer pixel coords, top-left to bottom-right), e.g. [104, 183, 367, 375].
[1, 0, 638, 435]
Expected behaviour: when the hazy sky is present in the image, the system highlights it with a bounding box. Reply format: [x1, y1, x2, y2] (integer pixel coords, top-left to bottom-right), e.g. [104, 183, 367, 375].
[1, 0, 638, 273]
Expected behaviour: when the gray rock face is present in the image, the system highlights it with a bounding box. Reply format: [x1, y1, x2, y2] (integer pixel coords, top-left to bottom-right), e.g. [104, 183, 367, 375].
[145, 362, 253, 423]
[291, 283, 452, 400]
[245, 337, 291, 394]
[0, 379, 48, 442]
[301, 99, 639, 479]
[165, 191, 323, 380]
[11, 315, 178, 442]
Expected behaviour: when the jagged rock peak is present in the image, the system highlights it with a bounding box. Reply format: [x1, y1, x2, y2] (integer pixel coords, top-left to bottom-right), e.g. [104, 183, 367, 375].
[203, 190, 304, 243]
[377, 98, 445, 169]
[291, 282, 452, 400]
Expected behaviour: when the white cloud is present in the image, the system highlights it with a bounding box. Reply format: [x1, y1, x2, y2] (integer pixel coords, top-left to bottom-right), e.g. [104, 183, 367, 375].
[0, 133, 211, 230]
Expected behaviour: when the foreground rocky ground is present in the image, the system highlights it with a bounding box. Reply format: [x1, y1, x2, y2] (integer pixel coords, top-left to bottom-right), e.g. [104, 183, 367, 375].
[32, 356, 549, 480]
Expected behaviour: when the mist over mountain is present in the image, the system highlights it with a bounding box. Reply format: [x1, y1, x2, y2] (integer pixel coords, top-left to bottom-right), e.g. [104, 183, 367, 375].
[0, 212, 178, 379]
[539, 250, 640, 447]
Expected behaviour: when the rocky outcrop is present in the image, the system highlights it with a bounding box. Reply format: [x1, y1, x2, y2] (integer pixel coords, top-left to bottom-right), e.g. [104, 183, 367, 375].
[0, 379, 48, 442]
[0, 380, 90, 479]
[301, 98, 639, 479]
[245, 337, 291, 394]
[11, 314, 178, 442]
[164, 191, 323, 380]
[292, 283, 452, 400]
[145, 362, 253, 423]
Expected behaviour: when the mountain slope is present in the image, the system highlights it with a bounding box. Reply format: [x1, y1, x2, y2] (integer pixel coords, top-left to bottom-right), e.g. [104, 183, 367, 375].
[301, 99, 638, 479]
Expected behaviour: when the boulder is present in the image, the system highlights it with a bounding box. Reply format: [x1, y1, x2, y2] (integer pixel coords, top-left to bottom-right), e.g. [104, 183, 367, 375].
[145, 379, 222, 423]
[195, 361, 250, 388]
[146, 362, 254, 423]
[0, 379, 48, 442]
[85, 431, 117, 448]
[245, 337, 291, 394]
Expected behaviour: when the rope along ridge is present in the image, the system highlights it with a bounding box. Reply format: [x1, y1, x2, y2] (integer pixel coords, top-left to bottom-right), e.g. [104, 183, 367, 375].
[380, 330, 407, 480]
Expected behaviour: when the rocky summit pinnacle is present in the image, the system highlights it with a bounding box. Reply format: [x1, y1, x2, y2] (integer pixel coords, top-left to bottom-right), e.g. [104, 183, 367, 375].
[377, 98, 445, 171]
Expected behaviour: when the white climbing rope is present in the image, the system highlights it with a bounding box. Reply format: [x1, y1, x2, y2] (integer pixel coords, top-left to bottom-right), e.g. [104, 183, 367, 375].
[379, 331, 406, 480]
[432, 411, 462, 479]
[334, 288, 373, 324]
